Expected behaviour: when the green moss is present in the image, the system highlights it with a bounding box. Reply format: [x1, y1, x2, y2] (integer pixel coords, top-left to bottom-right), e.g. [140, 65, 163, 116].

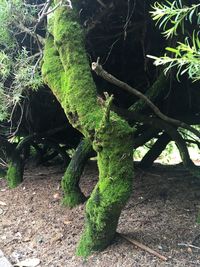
[62, 190, 86, 208]
[61, 138, 92, 208]
[6, 161, 23, 188]
[76, 128, 133, 257]
[42, 2, 134, 257]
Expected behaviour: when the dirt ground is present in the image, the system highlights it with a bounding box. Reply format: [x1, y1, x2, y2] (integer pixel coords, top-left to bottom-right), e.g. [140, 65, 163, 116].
[1, 161, 200, 267]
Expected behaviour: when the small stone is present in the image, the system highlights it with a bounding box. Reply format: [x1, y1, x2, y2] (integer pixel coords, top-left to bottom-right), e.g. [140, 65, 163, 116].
[14, 258, 40, 267]
[0, 201, 7, 206]
[63, 220, 71, 225]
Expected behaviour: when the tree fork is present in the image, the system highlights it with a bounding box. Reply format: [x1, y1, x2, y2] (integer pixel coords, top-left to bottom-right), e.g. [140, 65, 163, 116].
[42, 1, 134, 256]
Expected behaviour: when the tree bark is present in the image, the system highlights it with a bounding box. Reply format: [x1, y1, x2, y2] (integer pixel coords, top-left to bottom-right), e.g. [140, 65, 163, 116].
[0, 136, 24, 188]
[6, 151, 24, 188]
[42, 1, 134, 257]
[139, 133, 171, 169]
[61, 138, 92, 208]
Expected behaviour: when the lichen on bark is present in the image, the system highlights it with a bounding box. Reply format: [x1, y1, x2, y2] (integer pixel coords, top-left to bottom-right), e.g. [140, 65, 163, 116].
[42, 1, 134, 256]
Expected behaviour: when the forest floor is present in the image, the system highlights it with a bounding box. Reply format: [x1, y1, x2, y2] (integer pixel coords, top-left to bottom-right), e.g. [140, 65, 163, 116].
[1, 160, 200, 267]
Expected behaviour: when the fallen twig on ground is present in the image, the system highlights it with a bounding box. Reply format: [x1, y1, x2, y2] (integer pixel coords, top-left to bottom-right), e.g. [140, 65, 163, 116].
[178, 243, 200, 250]
[117, 232, 168, 261]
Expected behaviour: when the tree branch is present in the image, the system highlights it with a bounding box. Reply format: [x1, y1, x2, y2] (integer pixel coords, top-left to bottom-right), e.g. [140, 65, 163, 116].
[118, 232, 167, 261]
[16, 22, 45, 46]
[92, 61, 200, 139]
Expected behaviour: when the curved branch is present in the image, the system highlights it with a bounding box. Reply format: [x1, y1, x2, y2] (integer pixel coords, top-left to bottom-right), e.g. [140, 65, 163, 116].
[129, 72, 167, 113]
[92, 61, 200, 139]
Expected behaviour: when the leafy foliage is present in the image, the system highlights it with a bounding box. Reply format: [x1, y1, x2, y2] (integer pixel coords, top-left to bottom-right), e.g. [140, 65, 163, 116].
[149, 1, 200, 81]
[0, 0, 43, 122]
[150, 1, 200, 38]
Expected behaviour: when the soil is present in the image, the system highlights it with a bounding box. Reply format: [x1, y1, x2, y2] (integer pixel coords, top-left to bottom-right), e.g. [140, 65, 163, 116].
[1, 161, 200, 267]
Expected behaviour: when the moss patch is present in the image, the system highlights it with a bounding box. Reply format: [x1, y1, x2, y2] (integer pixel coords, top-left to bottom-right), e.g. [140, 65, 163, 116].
[6, 160, 23, 188]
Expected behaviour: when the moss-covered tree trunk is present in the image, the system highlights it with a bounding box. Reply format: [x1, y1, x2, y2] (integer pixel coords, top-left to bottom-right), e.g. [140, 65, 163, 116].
[42, 1, 134, 256]
[61, 138, 92, 207]
[7, 151, 24, 188]
[0, 137, 23, 188]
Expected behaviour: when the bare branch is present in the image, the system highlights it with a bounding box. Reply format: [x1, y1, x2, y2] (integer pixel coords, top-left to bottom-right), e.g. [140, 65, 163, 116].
[37, 0, 52, 26]
[35, 0, 72, 29]
[92, 61, 200, 139]
[16, 22, 45, 46]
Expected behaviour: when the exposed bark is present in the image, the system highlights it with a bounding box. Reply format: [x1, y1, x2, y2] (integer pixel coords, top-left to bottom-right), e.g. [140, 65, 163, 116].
[0, 136, 14, 159]
[6, 125, 74, 188]
[61, 138, 92, 208]
[139, 133, 171, 169]
[36, 139, 70, 166]
[113, 108, 199, 176]
[133, 128, 160, 149]
[42, 2, 134, 257]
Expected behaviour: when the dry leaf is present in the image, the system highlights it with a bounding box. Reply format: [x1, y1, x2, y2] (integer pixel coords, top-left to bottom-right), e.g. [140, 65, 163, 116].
[0, 201, 7, 206]
[14, 258, 40, 267]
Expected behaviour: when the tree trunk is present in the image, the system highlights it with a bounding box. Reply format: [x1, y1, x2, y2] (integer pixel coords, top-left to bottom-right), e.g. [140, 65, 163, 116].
[42, 1, 134, 256]
[61, 138, 92, 208]
[7, 151, 24, 188]
[0, 137, 24, 188]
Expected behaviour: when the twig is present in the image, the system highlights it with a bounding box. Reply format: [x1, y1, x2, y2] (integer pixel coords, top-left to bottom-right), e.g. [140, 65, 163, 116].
[36, 0, 72, 28]
[16, 22, 45, 46]
[9, 101, 24, 137]
[96, 0, 107, 8]
[178, 242, 200, 250]
[117, 232, 168, 261]
[92, 60, 200, 139]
